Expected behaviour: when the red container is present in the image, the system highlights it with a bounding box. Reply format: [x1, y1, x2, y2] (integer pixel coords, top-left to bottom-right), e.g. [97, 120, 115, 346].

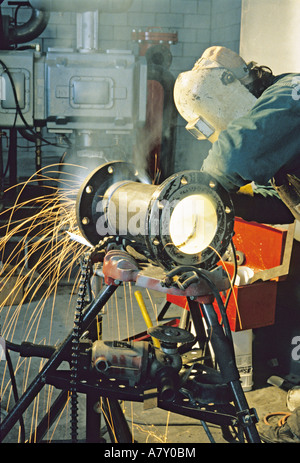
[167, 218, 292, 332]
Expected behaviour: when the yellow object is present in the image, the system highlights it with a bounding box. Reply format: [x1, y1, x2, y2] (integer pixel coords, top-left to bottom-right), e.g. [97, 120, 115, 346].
[134, 290, 160, 348]
[238, 183, 254, 196]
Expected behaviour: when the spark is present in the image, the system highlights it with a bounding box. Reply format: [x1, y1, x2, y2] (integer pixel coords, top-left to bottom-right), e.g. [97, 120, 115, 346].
[0, 162, 189, 444]
[208, 244, 242, 328]
[0, 163, 89, 442]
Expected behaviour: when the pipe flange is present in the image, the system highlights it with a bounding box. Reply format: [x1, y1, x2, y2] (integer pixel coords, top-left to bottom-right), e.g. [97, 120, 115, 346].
[145, 170, 235, 271]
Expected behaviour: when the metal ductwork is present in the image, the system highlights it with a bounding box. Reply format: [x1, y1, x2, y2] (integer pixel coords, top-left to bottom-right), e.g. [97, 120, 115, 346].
[8, 7, 50, 45]
[28, 0, 134, 13]
[76, 161, 235, 271]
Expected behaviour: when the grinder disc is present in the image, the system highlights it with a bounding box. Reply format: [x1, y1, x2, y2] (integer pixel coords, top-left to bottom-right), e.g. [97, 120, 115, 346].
[148, 325, 195, 344]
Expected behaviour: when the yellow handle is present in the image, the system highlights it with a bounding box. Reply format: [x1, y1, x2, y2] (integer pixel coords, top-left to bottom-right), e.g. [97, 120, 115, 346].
[134, 290, 160, 348]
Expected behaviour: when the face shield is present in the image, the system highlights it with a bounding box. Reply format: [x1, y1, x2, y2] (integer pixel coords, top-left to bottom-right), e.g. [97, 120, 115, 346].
[173, 47, 257, 142]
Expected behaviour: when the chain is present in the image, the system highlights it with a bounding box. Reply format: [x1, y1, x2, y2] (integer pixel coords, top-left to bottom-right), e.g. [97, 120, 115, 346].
[70, 252, 92, 443]
[69, 238, 118, 442]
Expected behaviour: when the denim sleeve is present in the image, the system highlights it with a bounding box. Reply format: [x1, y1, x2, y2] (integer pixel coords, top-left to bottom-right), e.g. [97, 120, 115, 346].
[201, 74, 300, 193]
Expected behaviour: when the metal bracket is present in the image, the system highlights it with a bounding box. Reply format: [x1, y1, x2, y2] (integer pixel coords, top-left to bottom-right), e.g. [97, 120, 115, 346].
[249, 221, 295, 283]
[236, 407, 259, 428]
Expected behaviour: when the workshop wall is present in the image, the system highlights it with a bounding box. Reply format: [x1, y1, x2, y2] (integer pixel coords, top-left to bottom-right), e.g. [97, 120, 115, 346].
[240, 0, 300, 75]
[0, 0, 242, 182]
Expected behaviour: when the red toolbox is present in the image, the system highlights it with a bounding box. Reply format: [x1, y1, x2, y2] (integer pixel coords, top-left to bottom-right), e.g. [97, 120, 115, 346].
[167, 218, 294, 332]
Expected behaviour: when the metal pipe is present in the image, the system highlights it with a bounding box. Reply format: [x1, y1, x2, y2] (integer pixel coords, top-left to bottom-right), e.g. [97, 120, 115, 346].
[76, 11, 99, 53]
[8, 128, 17, 188]
[147, 64, 178, 180]
[8, 7, 50, 45]
[103, 180, 156, 239]
[76, 162, 235, 271]
[200, 302, 261, 443]
[29, 0, 133, 13]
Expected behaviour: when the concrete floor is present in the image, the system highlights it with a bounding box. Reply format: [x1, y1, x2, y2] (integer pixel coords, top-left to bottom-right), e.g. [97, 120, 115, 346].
[0, 281, 297, 444]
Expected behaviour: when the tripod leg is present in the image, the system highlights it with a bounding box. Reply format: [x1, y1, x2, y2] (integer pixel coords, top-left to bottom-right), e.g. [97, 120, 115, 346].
[188, 299, 212, 360]
[188, 300, 261, 443]
[86, 392, 104, 443]
[28, 389, 69, 443]
[157, 300, 171, 321]
[101, 398, 133, 443]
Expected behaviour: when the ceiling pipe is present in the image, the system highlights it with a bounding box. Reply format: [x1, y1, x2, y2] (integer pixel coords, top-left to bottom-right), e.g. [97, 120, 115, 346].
[7, 0, 134, 46]
[8, 7, 50, 45]
[29, 0, 133, 13]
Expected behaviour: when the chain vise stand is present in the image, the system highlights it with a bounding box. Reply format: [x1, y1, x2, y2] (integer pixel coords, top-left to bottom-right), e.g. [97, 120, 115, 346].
[96, 246, 261, 443]
[0, 243, 261, 444]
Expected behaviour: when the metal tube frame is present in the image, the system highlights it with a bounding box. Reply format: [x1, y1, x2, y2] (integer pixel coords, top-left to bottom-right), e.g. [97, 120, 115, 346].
[0, 284, 118, 443]
[0, 282, 261, 444]
[189, 299, 261, 443]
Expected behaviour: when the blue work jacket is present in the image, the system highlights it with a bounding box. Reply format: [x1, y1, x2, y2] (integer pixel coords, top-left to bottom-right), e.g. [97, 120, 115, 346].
[202, 73, 300, 195]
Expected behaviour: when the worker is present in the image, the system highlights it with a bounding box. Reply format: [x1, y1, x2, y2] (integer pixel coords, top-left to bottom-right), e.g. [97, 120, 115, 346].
[173, 46, 300, 225]
[174, 46, 300, 444]
[258, 408, 300, 443]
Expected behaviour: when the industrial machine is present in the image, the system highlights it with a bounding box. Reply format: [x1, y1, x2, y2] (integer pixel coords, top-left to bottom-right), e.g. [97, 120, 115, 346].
[0, 0, 177, 195]
[0, 0, 296, 446]
[0, 161, 262, 444]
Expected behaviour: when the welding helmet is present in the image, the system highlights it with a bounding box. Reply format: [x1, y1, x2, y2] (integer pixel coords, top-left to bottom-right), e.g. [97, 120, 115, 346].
[174, 46, 257, 142]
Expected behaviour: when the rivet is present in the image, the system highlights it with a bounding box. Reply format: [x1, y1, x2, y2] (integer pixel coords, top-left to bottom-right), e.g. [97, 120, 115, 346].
[82, 217, 90, 225]
[181, 177, 188, 185]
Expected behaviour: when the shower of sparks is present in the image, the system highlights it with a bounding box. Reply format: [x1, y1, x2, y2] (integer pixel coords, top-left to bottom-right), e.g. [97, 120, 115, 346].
[0, 162, 233, 444]
[0, 164, 171, 443]
[0, 165, 87, 340]
[0, 163, 90, 442]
